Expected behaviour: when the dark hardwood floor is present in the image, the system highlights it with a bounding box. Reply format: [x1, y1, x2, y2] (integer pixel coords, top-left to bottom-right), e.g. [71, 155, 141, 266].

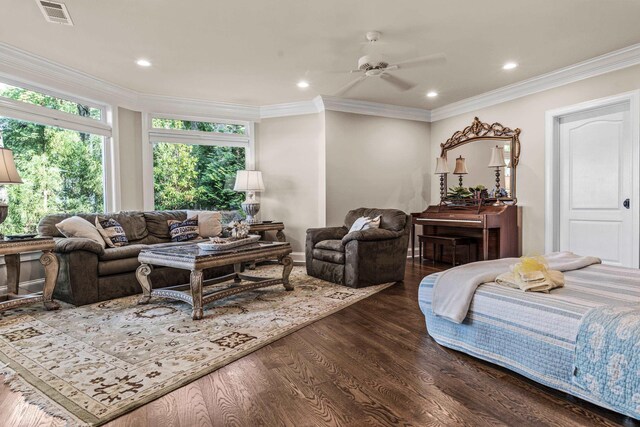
[2, 261, 638, 426]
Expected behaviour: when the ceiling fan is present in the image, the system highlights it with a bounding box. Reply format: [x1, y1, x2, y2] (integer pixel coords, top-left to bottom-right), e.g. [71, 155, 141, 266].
[334, 31, 445, 96]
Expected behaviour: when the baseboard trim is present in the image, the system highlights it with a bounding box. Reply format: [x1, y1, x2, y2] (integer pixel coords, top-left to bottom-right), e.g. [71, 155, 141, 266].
[0, 278, 44, 296]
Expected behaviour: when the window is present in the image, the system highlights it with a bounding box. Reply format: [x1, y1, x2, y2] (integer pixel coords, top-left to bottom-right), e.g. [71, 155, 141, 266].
[147, 115, 251, 211]
[0, 82, 103, 121]
[0, 84, 109, 234]
[151, 117, 245, 135]
[153, 143, 245, 210]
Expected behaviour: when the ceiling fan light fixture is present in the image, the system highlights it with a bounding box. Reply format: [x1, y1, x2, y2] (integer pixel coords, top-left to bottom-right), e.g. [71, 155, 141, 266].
[426, 91, 438, 98]
[502, 61, 518, 70]
[296, 80, 310, 88]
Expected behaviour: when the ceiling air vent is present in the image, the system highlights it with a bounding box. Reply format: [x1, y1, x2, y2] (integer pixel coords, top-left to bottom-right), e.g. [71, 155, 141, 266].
[36, 0, 73, 26]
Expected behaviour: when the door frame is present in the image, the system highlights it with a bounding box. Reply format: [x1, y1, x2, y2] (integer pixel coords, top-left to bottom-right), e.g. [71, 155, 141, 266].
[544, 90, 640, 265]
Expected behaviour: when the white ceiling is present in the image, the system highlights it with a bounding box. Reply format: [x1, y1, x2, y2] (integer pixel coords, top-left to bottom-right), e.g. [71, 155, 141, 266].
[2, 0, 640, 109]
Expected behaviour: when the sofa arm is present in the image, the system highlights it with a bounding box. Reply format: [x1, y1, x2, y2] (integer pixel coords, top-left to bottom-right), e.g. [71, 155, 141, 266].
[55, 237, 104, 256]
[306, 226, 348, 246]
[341, 228, 401, 245]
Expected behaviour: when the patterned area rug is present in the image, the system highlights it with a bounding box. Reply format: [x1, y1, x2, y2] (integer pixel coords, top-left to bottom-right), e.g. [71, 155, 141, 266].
[0, 266, 393, 426]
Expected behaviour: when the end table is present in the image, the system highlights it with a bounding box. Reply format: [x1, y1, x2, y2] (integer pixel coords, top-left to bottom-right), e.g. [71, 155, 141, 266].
[0, 238, 60, 312]
[248, 222, 286, 265]
[248, 222, 286, 242]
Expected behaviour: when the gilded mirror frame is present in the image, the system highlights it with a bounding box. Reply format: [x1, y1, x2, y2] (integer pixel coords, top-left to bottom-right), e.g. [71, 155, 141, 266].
[440, 116, 521, 202]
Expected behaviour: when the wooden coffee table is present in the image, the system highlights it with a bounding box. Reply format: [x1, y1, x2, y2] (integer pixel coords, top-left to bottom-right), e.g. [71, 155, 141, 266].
[136, 241, 293, 320]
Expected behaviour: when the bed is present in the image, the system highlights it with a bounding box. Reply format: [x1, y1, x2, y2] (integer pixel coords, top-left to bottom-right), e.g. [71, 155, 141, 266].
[418, 263, 640, 420]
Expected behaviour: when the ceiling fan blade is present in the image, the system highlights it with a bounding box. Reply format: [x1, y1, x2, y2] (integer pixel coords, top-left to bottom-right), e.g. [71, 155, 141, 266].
[349, 69, 363, 74]
[380, 73, 415, 91]
[334, 76, 367, 96]
[389, 53, 446, 68]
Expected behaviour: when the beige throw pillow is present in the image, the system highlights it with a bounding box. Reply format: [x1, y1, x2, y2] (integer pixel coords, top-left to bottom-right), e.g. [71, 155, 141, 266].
[186, 210, 222, 238]
[55, 216, 106, 249]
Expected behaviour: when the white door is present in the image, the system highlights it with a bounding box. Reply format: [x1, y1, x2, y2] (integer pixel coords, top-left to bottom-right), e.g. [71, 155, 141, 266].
[558, 102, 635, 266]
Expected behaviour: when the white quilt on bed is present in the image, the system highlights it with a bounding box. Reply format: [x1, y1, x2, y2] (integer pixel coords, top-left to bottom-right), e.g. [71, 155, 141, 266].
[431, 252, 601, 323]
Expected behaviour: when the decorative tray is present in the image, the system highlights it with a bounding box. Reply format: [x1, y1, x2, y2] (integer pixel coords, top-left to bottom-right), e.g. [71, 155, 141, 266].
[197, 234, 261, 251]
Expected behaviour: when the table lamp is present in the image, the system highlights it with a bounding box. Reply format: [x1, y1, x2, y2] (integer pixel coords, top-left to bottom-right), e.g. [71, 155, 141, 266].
[453, 155, 468, 187]
[488, 145, 507, 205]
[0, 131, 23, 237]
[233, 170, 265, 224]
[434, 157, 449, 200]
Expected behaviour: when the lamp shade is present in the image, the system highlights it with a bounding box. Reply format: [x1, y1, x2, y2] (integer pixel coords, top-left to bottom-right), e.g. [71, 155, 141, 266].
[488, 145, 507, 168]
[233, 170, 264, 192]
[0, 147, 22, 184]
[453, 155, 468, 175]
[434, 157, 449, 174]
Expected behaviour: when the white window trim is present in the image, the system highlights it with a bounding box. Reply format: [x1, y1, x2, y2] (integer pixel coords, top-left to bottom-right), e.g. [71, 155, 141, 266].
[0, 78, 119, 212]
[0, 75, 107, 124]
[141, 112, 255, 210]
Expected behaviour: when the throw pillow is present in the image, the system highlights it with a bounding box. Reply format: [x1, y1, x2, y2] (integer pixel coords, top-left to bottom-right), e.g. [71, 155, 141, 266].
[95, 217, 129, 247]
[348, 216, 372, 233]
[363, 215, 381, 230]
[55, 216, 106, 249]
[168, 216, 200, 242]
[186, 210, 222, 238]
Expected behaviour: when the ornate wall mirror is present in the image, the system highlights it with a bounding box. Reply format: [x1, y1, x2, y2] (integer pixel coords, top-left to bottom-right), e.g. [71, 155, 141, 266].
[439, 117, 521, 204]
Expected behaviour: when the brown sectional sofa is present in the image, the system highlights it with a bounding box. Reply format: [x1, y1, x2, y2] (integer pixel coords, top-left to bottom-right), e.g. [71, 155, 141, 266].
[38, 210, 241, 306]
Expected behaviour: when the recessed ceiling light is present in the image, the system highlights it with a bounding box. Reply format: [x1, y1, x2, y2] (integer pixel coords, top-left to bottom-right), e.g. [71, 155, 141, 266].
[136, 59, 152, 67]
[297, 81, 310, 88]
[502, 62, 518, 70]
[426, 91, 438, 98]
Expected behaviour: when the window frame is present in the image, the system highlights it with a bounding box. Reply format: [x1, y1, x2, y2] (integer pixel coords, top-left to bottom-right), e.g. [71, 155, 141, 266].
[0, 77, 118, 213]
[142, 112, 255, 210]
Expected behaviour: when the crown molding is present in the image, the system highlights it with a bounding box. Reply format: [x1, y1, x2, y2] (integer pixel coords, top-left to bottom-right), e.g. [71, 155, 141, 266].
[0, 43, 138, 108]
[430, 42, 640, 122]
[138, 93, 261, 122]
[3, 41, 640, 124]
[320, 96, 431, 122]
[260, 97, 324, 119]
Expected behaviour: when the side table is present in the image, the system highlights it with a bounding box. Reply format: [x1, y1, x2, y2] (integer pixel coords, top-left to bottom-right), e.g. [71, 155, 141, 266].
[248, 222, 286, 265]
[248, 222, 286, 242]
[0, 238, 60, 312]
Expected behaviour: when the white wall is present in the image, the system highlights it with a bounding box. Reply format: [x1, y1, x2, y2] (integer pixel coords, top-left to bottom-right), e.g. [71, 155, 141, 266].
[256, 113, 326, 259]
[325, 111, 431, 226]
[430, 63, 640, 255]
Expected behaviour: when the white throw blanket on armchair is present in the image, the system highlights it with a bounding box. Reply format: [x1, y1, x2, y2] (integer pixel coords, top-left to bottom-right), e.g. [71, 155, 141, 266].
[431, 252, 601, 324]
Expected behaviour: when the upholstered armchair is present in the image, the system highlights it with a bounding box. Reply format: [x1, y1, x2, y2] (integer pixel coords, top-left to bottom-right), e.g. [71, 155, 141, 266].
[305, 208, 410, 288]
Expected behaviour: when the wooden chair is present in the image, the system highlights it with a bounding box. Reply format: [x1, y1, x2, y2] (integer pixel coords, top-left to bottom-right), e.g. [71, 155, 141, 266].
[418, 234, 474, 266]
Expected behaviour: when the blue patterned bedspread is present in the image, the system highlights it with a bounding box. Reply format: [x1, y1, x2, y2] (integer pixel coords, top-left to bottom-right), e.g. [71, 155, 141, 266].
[418, 264, 640, 420]
[574, 304, 640, 415]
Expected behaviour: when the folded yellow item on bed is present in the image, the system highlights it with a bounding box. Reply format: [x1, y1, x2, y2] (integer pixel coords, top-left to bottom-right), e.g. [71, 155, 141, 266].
[495, 256, 564, 293]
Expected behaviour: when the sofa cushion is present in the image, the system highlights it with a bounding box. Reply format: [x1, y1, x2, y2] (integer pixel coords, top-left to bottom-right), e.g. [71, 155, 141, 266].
[95, 216, 129, 247]
[98, 257, 142, 276]
[187, 210, 222, 238]
[55, 216, 106, 248]
[344, 208, 407, 232]
[312, 248, 345, 264]
[99, 244, 148, 261]
[39, 211, 148, 241]
[168, 217, 200, 242]
[144, 211, 187, 239]
[315, 239, 344, 253]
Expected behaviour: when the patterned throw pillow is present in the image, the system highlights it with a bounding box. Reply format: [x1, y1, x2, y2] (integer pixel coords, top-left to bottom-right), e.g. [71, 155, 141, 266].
[95, 217, 129, 247]
[168, 216, 200, 242]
